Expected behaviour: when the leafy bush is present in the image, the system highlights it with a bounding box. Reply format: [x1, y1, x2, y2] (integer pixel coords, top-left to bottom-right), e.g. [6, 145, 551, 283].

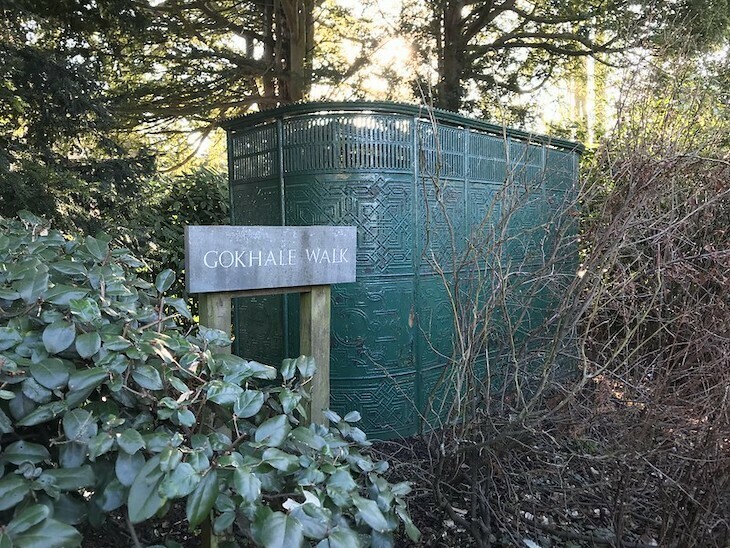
[126, 168, 230, 288]
[0, 213, 418, 547]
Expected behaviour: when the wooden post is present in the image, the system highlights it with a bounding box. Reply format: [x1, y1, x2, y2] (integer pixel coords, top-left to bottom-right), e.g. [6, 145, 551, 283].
[299, 285, 331, 426]
[198, 293, 232, 354]
[197, 292, 231, 548]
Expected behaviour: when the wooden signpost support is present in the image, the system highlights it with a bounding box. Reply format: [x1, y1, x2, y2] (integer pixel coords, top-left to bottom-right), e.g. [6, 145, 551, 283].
[197, 284, 331, 425]
[187, 225, 355, 548]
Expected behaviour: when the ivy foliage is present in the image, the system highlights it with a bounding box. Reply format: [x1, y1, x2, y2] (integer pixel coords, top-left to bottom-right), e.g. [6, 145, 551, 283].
[0, 213, 419, 547]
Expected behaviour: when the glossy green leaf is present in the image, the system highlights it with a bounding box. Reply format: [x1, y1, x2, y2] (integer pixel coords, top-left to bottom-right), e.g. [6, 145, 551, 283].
[262, 448, 300, 473]
[395, 505, 421, 542]
[186, 469, 218, 528]
[15, 266, 48, 304]
[278, 388, 301, 415]
[99, 478, 127, 512]
[159, 463, 199, 499]
[0, 407, 12, 434]
[175, 409, 195, 427]
[45, 285, 89, 306]
[234, 390, 265, 418]
[62, 409, 97, 442]
[68, 297, 101, 323]
[39, 466, 94, 490]
[248, 360, 277, 380]
[16, 401, 67, 427]
[75, 332, 101, 358]
[213, 511, 236, 535]
[132, 365, 163, 391]
[59, 442, 88, 468]
[5, 504, 50, 536]
[21, 378, 52, 404]
[0, 288, 21, 301]
[30, 358, 70, 390]
[290, 427, 326, 452]
[115, 451, 145, 487]
[42, 321, 76, 355]
[102, 335, 132, 351]
[254, 414, 290, 448]
[322, 410, 341, 423]
[87, 432, 115, 460]
[155, 269, 176, 293]
[280, 358, 297, 381]
[50, 493, 87, 526]
[84, 235, 108, 262]
[328, 469, 357, 491]
[159, 447, 183, 472]
[259, 511, 304, 548]
[343, 411, 361, 423]
[117, 428, 146, 454]
[0, 326, 23, 351]
[290, 504, 330, 540]
[67, 367, 107, 393]
[8, 391, 36, 421]
[163, 297, 192, 319]
[352, 495, 392, 533]
[0, 475, 30, 511]
[1, 440, 50, 465]
[206, 380, 242, 406]
[322, 525, 362, 548]
[128, 455, 166, 523]
[0, 533, 10, 548]
[295, 355, 316, 379]
[50, 260, 87, 277]
[234, 469, 261, 503]
[13, 518, 82, 548]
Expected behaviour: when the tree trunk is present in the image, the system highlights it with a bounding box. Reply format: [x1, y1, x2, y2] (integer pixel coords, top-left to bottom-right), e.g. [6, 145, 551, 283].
[279, 0, 315, 102]
[262, 0, 277, 99]
[435, 0, 466, 112]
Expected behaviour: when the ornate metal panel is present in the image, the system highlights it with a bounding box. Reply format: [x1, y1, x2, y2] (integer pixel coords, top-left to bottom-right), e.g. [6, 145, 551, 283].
[225, 103, 582, 439]
[229, 181, 281, 225]
[417, 178, 466, 274]
[285, 174, 414, 276]
[330, 373, 418, 439]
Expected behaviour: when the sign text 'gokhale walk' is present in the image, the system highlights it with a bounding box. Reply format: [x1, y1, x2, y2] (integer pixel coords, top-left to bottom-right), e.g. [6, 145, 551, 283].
[185, 225, 357, 293]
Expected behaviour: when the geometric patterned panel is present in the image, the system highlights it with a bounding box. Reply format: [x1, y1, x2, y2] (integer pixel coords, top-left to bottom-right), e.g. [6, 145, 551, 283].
[417, 178, 466, 274]
[330, 278, 414, 377]
[509, 139, 543, 168]
[330, 373, 418, 440]
[467, 182, 501, 246]
[230, 180, 281, 225]
[416, 274, 455, 369]
[233, 294, 286, 366]
[285, 174, 414, 276]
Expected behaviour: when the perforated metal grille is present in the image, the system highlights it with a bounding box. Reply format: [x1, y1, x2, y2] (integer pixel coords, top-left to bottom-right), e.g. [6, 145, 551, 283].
[282, 115, 412, 173]
[230, 125, 278, 182]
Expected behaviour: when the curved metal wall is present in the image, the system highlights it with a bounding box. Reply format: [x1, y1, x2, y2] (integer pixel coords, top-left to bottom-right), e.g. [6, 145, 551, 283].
[223, 103, 581, 439]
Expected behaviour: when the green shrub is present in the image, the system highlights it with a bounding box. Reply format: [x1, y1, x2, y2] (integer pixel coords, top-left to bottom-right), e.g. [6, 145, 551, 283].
[0, 213, 419, 547]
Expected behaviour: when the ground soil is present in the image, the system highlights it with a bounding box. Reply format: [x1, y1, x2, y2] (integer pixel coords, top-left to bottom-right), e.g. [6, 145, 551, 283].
[80, 431, 729, 548]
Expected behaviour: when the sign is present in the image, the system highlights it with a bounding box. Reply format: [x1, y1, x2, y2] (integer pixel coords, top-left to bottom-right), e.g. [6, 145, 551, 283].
[185, 225, 357, 294]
